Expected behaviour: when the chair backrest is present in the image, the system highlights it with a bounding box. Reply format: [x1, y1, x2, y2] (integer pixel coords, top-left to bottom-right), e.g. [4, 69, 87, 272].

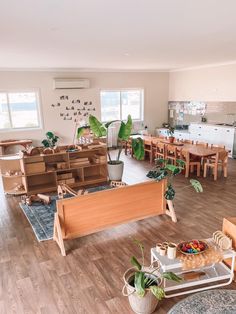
[195, 141, 208, 147]
[157, 142, 166, 153]
[166, 144, 177, 156]
[211, 144, 225, 149]
[183, 140, 194, 144]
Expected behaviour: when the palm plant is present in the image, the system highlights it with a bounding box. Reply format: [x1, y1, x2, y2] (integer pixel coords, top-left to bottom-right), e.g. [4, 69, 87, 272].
[147, 158, 203, 200]
[130, 239, 181, 300]
[77, 114, 145, 163]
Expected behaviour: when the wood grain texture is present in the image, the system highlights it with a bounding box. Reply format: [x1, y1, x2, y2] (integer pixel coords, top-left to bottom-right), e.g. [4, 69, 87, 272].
[0, 150, 235, 313]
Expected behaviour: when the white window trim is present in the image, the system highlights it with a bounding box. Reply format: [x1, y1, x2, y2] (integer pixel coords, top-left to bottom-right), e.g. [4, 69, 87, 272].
[0, 89, 44, 133]
[100, 88, 144, 123]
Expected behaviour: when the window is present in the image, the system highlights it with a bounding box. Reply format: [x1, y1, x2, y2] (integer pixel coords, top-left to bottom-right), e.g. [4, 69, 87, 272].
[101, 89, 143, 122]
[0, 91, 41, 130]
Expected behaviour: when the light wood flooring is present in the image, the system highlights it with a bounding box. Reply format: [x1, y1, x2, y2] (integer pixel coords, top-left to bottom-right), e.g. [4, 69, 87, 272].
[0, 153, 236, 313]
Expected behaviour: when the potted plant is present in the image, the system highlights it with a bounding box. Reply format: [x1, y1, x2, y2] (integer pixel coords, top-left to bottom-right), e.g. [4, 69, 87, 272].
[122, 239, 182, 314]
[42, 131, 59, 153]
[78, 114, 144, 181]
[147, 158, 203, 219]
[167, 127, 175, 143]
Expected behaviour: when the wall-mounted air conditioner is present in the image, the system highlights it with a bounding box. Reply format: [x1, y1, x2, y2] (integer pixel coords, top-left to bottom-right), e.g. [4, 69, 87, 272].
[53, 78, 90, 89]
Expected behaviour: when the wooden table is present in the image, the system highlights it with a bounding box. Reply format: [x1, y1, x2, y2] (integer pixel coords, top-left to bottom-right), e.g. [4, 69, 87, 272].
[0, 139, 32, 155]
[179, 144, 225, 157]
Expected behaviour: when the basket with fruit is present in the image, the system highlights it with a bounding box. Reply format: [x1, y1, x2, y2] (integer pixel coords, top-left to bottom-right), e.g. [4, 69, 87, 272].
[178, 240, 208, 255]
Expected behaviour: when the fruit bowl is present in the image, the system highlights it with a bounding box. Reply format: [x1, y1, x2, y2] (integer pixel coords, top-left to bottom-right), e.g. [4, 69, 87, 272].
[178, 240, 208, 255]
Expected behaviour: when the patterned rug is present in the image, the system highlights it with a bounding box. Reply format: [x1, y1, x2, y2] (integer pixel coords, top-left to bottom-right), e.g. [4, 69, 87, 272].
[19, 185, 113, 241]
[168, 289, 236, 314]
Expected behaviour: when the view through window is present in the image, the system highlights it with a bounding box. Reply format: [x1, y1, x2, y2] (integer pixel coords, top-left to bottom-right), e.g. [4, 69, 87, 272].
[0, 91, 41, 130]
[101, 89, 143, 122]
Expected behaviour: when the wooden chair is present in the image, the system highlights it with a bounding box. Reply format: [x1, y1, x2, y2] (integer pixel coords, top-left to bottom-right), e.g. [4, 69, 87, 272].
[211, 144, 225, 149]
[195, 141, 208, 147]
[144, 139, 153, 163]
[203, 150, 228, 181]
[153, 142, 166, 161]
[166, 144, 178, 165]
[182, 139, 194, 144]
[180, 150, 201, 178]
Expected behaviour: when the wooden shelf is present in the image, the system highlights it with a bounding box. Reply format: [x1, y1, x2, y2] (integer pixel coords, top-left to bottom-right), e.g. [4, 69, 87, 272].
[4, 189, 26, 195]
[1, 145, 108, 195]
[27, 184, 57, 194]
[2, 174, 23, 178]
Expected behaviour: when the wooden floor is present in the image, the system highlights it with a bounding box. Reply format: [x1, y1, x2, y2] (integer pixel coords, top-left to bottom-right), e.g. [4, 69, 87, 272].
[0, 153, 236, 314]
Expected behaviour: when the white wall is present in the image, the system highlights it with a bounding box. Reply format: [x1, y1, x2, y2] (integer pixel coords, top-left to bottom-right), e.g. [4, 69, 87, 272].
[169, 63, 236, 101]
[0, 71, 169, 147]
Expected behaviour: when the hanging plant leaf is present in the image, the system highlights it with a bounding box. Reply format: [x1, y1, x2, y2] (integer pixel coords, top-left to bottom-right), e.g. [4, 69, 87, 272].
[162, 272, 182, 282]
[134, 271, 146, 297]
[149, 286, 165, 300]
[190, 179, 203, 193]
[165, 185, 175, 200]
[118, 115, 132, 141]
[130, 256, 142, 270]
[89, 115, 107, 137]
[132, 138, 145, 160]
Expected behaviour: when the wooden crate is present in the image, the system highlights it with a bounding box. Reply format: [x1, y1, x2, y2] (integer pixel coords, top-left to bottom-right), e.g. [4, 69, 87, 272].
[23, 162, 46, 174]
[222, 217, 236, 281]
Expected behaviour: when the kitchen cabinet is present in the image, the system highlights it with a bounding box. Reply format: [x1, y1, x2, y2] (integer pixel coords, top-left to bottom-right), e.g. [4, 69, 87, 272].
[174, 131, 190, 141]
[188, 123, 235, 157]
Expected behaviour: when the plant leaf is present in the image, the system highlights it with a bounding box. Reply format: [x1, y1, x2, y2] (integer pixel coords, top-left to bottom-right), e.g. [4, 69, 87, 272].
[89, 115, 107, 137]
[46, 131, 54, 139]
[162, 272, 182, 282]
[150, 286, 165, 300]
[134, 271, 146, 297]
[164, 185, 175, 200]
[132, 138, 145, 160]
[118, 115, 132, 141]
[77, 127, 85, 138]
[165, 164, 179, 173]
[104, 120, 119, 129]
[130, 256, 142, 270]
[42, 139, 49, 148]
[189, 179, 203, 193]
[176, 159, 185, 168]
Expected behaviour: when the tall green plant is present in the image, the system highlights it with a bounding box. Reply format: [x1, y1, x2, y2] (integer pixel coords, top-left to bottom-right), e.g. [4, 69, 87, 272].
[147, 158, 203, 200]
[77, 114, 144, 163]
[130, 239, 181, 300]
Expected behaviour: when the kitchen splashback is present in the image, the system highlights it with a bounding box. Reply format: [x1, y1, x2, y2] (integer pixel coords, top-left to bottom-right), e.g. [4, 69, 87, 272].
[168, 101, 236, 126]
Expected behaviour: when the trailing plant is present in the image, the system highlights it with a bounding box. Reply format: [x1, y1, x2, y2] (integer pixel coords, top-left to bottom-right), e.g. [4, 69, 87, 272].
[147, 158, 203, 200]
[42, 131, 59, 148]
[130, 239, 181, 300]
[77, 114, 145, 163]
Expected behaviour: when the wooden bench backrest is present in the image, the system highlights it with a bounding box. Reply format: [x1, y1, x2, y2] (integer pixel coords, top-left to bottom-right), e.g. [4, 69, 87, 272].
[56, 180, 166, 240]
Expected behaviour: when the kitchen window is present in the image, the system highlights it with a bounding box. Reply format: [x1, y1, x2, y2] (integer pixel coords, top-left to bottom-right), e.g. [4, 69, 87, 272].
[101, 89, 144, 122]
[0, 91, 41, 130]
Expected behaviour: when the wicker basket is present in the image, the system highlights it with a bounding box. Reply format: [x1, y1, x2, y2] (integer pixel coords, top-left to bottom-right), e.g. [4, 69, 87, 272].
[122, 266, 162, 314]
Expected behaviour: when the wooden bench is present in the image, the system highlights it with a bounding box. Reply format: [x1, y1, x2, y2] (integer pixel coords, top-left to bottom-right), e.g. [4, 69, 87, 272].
[53, 180, 177, 255]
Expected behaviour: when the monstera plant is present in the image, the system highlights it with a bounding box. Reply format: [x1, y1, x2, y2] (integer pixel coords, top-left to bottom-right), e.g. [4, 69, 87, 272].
[147, 158, 203, 200]
[42, 131, 59, 149]
[78, 114, 144, 180]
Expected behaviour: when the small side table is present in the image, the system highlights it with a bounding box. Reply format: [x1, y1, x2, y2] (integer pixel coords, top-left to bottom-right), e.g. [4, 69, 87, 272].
[151, 238, 236, 298]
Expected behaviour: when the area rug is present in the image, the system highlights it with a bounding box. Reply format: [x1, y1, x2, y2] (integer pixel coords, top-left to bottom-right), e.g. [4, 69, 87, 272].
[19, 185, 113, 242]
[168, 289, 236, 314]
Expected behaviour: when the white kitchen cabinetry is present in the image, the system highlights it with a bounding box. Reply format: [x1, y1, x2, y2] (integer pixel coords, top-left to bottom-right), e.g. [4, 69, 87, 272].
[174, 131, 190, 141]
[189, 124, 235, 157]
[156, 128, 169, 137]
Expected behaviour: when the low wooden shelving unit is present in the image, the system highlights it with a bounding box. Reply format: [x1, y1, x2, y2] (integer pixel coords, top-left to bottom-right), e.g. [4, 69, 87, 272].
[0, 145, 108, 195]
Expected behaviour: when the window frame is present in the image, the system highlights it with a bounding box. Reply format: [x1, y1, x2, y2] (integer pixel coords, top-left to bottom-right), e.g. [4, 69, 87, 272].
[100, 88, 144, 122]
[0, 89, 43, 132]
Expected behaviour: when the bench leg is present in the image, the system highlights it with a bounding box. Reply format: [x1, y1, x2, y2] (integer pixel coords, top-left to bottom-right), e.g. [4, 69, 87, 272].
[166, 200, 177, 223]
[53, 213, 66, 256]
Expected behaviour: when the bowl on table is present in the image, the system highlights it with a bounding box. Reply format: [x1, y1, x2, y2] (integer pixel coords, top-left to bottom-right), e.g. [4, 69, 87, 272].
[178, 240, 208, 255]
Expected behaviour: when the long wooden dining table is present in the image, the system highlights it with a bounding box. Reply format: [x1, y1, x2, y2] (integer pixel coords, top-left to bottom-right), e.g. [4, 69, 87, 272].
[131, 135, 226, 158]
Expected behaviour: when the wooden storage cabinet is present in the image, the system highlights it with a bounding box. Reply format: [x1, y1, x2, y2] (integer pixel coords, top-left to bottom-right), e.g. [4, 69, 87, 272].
[0, 145, 108, 195]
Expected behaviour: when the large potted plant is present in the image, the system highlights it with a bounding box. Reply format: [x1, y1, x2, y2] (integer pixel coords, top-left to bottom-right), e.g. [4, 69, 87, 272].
[122, 239, 181, 314]
[78, 114, 144, 181]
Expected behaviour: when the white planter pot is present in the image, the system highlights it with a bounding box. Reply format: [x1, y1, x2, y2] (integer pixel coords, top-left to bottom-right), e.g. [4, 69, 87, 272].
[107, 161, 124, 181]
[122, 268, 161, 314]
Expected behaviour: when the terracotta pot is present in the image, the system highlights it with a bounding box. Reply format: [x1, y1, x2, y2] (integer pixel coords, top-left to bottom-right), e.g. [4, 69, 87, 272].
[169, 136, 175, 144]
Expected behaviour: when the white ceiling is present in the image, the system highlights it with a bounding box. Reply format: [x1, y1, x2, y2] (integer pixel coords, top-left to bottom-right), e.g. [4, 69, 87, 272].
[1, 0, 236, 71]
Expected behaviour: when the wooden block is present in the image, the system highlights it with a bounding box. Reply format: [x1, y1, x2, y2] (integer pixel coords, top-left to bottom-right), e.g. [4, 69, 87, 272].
[65, 178, 75, 184]
[58, 180, 66, 185]
[24, 162, 45, 174]
[57, 173, 72, 180]
[24, 156, 44, 164]
[222, 217, 236, 281]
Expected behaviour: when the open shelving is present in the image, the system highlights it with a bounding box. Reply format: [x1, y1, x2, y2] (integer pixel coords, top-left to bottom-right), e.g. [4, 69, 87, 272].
[0, 145, 108, 195]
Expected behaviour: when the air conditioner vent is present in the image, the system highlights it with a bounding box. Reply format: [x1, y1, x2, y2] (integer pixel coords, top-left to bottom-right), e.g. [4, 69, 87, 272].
[53, 78, 90, 89]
